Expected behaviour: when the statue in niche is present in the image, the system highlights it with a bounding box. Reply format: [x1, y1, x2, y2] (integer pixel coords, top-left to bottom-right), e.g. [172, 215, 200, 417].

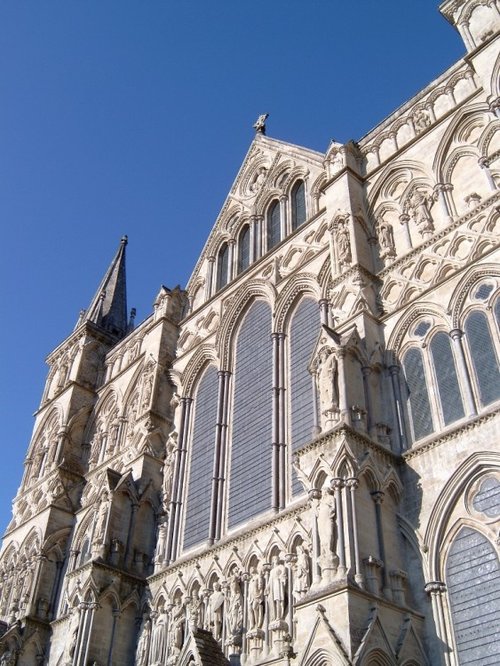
[169, 597, 185, 654]
[293, 545, 310, 600]
[266, 555, 287, 622]
[408, 190, 434, 235]
[188, 589, 203, 629]
[141, 371, 154, 411]
[94, 492, 110, 544]
[336, 219, 352, 267]
[150, 609, 168, 663]
[207, 581, 225, 640]
[62, 605, 81, 665]
[316, 349, 339, 422]
[162, 431, 177, 508]
[226, 573, 243, 636]
[376, 217, 396, 258]
[136, 614, 151, 666]
[250, 166, 267, 192]
[317, 490, 338, 572]
[247, 566, 264, 630]
[154, 518, 168, 565]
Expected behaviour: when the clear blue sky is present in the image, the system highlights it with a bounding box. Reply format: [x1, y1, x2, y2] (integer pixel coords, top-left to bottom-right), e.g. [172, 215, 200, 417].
[0, 1, 464, 535]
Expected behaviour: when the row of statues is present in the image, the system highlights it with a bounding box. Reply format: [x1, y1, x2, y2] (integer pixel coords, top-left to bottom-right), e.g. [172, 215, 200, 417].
[137, 549, 311, 663]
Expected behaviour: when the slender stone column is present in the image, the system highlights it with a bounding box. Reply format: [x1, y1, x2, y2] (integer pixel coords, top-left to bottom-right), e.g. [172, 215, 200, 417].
[284, 553, 295, 638]
[434, 183, 453, 224]
[280, 195, 287, 239]
[228, 239, 236, 281]
[215, 371, 231, 541]
[444, 183, 457, 217]
[308, 489, 322, 585]
[271, 333, 280, 513]
[331, 479, 346, 576]
[399, 214, 412, 249]
[425, 582, 452, 666]
[337, 349, 350, 425]
[166, 397, 192, 562]
[249, 217, 256, 264]
[311, 375, 320, 437]
[278, 333, 287, 510]
[209, 371, 226, 544]
[449, 329, 477, 417]
[319, 299, 329, 326]
[81, 602, 98, 666]
[106, 609, 120, 666]
[346, 478, 364, 587]
[460, 21, 475, 51]
[389, 365, 407, 452]
[479, 157, 497, 191]
[361, 366, 374, 437]
[371, 491, 390, 597]
[328, 222, 339, 276]
[206, 257, 215, 300]
[255, 215, 263, 260]
[124, 503, 138, 568]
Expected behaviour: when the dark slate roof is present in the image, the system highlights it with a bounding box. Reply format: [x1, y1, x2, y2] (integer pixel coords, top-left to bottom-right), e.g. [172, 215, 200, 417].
[190, 628, 230, 666]
[81, 236, 129, 338]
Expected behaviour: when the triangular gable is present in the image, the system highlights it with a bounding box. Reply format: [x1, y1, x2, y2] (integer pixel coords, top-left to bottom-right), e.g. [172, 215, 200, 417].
[298, 604, 351, 666]
[178, 627, 230, 666]
[353, 605, 397, 665]
[186, 133, 324, 292]
[395, 616, 430, 666]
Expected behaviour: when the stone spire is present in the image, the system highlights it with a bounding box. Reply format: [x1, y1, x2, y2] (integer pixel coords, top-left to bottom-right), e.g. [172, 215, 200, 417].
[79, 235, 129, 338]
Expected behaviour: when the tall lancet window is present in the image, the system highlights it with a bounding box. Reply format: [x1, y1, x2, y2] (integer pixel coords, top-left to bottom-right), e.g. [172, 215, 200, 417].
[429, 332, 464, 425]
[402, 347, 434, 441]
[464, 309, 500, 407]
[183, 365, 218, 550]
[216, 242, 230, 291]
[237, 225, 250, 274]
[289, 296, 320, 496]
[228, 300, 273, 528]
[291, 180, 306, 231]
[267, 200, 281, 251]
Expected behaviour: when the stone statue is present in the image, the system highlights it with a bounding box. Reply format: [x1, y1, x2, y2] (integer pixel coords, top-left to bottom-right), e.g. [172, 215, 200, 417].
[317, 490, 337, 571]
[247, 567, 264, 630]
[253, 113, 269, 135]
[150, 610, 168, 663]
[376, 217, 395, 257]
[154, 519, 168, 565]
[188, 588, 203, 629]
[63, 605, 81, 664]
[207, 582, 225, 640]
[226, 573, 243, 636]
[316, 350, 339, 417]
[136, 614, 151, 666]
[266, 555, 287, 622]
[293, 545, 310, 600]
[169, 597, 185, 654]
[409, 190, 434, 235]
[250, 166, 267, 192]
[162, 431, 177, 506]
[336, 220, 352, 266]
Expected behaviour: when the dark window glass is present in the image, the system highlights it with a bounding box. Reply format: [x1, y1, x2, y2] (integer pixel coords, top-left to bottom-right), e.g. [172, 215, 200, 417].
[446, 527, 500, 665]
[465, 310, 500, 406]
[228, 301, 273, 528]
[267, 200, 281, 250]
[238, 225, 250, 274]
[183, 366, 218, 550]
[216, 243, 229, 291]
[430, 332, 465, 426]
[289, 297, 320, 496]
[291, 180, 306, 231]
[402, 347, 434, 441]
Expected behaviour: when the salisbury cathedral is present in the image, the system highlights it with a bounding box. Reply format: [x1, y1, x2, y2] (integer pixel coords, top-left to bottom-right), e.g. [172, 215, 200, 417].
[1, 1, 499, 664]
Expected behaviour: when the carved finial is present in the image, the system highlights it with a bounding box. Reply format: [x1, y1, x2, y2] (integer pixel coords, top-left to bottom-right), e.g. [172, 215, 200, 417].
[121, 235, 128, 245]
[253, 113, 269, 135]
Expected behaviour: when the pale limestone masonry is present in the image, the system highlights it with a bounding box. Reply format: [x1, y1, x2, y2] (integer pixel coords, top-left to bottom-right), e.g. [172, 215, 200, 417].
[1, 1, 500, 664]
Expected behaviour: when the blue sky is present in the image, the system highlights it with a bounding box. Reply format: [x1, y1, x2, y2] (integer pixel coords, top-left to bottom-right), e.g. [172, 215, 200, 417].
[0, 1, 464, 535]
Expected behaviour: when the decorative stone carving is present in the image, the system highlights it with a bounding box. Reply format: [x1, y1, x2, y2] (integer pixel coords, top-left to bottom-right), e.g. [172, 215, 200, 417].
[376, 217, 396, 262]
[187, 588, 203, 629]
[168, 597, 185, 658]
[407, 189, 435, 237]
[336, 218, 352, 268]
[292, 545, 310, 600]
[136, 614, 152, 666]
[162, 431, 177, 509]
[247, 566, 264, 630]
[250, 166, 267, 192]
[317, 489, 338, 581]
[266, 554, 287, 622]
[253, 113, 269, 135]
[207, 581, 225, 640]
[315, 348, 340, 430]
[412, 108, 431, 133]
[150, 609, 168, 664]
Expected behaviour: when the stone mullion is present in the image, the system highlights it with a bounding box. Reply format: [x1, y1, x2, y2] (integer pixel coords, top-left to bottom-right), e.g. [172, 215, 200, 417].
[81, 602, 98, 666]
[449, 329, 477, 417]
[215, 371, 231, 542]
[308, 489, 322, 585]
[124, 503, 138, 569]
[361, 366, 375, 437]
[389, 364, 407, 452]
[271, 333, 280, 513]
[206, 257, 215, 300]
[106, 609, 120, 666]
[209, 371, 226, 544]
[337, 349, 350, 425]
[166, 397, 192, 563]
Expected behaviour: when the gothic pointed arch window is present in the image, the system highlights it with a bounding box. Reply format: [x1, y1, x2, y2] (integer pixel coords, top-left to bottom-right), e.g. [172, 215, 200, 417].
[267, 200, 281, 251]
[183, 365, 219, 551]
[291, 180, 306, 231]
[228, 300, 273, 529]
[429, 331, 465, 426]
[237, 224, 250, 274]
[402, 347, 434, 441]
[216, 242, 230, 291]
[288, 296, 320, 496]
[446, 526, 500, 664]
[464, 307, 500, 407]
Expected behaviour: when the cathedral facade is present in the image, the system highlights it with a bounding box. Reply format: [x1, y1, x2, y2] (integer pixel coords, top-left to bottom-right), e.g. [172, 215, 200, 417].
[1, 1, 500, 664]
